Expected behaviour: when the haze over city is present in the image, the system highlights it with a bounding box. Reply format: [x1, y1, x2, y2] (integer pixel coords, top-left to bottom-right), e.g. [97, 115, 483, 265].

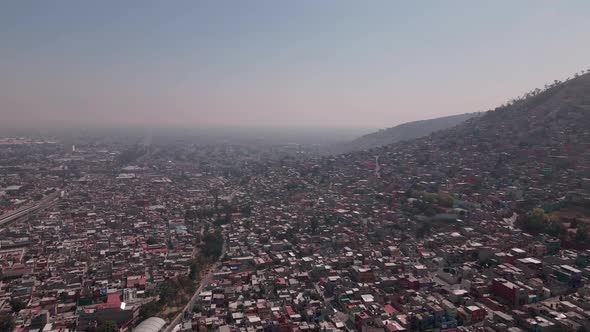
[3, 1, 590, 332]
[2, 0, 590, 130]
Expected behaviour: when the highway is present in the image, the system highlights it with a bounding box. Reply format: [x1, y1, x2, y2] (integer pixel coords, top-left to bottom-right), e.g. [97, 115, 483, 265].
[0, 191, 60, 229]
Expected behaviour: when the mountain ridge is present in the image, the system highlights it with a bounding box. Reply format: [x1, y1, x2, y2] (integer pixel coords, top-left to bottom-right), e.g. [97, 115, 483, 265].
[304, 71, 588, 243]
[328, 112, 481, 154]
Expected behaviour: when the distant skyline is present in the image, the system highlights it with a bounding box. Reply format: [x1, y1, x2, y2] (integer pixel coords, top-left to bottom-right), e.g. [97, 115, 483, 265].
[1, 0, 589, 130]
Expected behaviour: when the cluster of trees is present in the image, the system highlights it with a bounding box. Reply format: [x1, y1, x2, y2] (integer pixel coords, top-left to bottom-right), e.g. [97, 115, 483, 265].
[10, 299, 26, 312]
[138, 210, 226, 322]
[214, 213, 233, 226]
[520, 208, 565, 237]
[139, 276, 196, 321]
[189, 258, 202, 280]
[421, 192, 454, 208]
[415, 221, 432, 239]
[0, 300, 28, 331]
[140, 225, 225, 321]
[184, 207, 217, 221]
[403, 191, 455, 217]
[240, 204, 253, 217]
[310, 217, 319, 234]
[188, 250, 212, 281]
[569, 218, 590, 242]
[273, 226, 299, 245]
[0, 198, 11, 208]
[519, 208, 574, 240]
[0, 314, 15, 332]
[202, 230, 223, 259]
[96, 320, 118, 332]
[184, 199, 252, 224]
[497, 69, 590, 110]
[139, 301, 163, 322]
[160, 276, 195, 303]
[146, 236, 159, 245]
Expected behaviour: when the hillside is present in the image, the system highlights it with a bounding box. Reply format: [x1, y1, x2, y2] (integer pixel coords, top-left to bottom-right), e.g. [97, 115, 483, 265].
[328, 112, 480, 154]
[328, 71, 590, 242]
[376, 72, 589, 193]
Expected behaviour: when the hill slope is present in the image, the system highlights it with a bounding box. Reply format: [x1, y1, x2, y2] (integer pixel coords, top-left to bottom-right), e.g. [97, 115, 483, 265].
[330, 72, 590, 239]
[329, 112, 480, 154]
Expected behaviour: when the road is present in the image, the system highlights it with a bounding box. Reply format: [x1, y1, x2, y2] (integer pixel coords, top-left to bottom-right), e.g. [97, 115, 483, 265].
[163, 233, 227, 332]
[0, 191, 60, 229]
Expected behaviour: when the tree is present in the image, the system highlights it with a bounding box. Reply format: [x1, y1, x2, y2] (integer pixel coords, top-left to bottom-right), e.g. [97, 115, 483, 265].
[437, 194, 454, 208]
[139, 302, 162, 321]
[0, 314, 15, 332]
[416, 222, 431, 239]
[532, 208, 547, 223]
[202, 230, 223, 260]
[284, 228, 298, 245]
[159, 282, 179, 304]
[310, 217, 319, 234]
[241, 204, 253, 217]
[575, 225, 589, 242]
[520, 209, 546, 234]
[9, 299, 26, 312]
[546, 220, 566, 237]
[224, 212, 232, 224]
[185, 209, 197, 222]
[97, 320, 118, 332]
[189, 259, 201, 280]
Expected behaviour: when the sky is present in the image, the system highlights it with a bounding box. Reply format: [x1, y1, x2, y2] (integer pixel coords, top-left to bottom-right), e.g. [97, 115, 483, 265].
[1, 1, 590, 130]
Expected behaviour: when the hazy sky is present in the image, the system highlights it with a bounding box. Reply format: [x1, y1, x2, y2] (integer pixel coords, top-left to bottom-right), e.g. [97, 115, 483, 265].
[1, 1, 589, 130]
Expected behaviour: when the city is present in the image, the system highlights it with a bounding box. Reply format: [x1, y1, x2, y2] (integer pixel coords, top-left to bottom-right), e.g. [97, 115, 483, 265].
[1, 71, 590, 332]
[2, 2, 590, 332]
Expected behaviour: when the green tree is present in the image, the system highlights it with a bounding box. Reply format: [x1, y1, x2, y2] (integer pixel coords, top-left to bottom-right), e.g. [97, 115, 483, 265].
[532, 208, 547, 223]
[185, 208, 197, 221]
[521, 208, 548, 234]
[310, 217, 319, 234]
[159, 282, 179, 304]
[546, 220, 566, 237]
[224, 212, 232, 224]
[284, 228, 298, 245]
[202, 230, 223, 260]
[575, 225, 589, 242]
[416, 222, 431, 239]
[437, 194, 454, 208]
[189, 260, 201, 280]
[0, 314, 15, 332]
[241, 204, 253, 217]
[9, 299, 26, 312]
[97, 320, 118, 332]
[139, 302, 163, 321]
